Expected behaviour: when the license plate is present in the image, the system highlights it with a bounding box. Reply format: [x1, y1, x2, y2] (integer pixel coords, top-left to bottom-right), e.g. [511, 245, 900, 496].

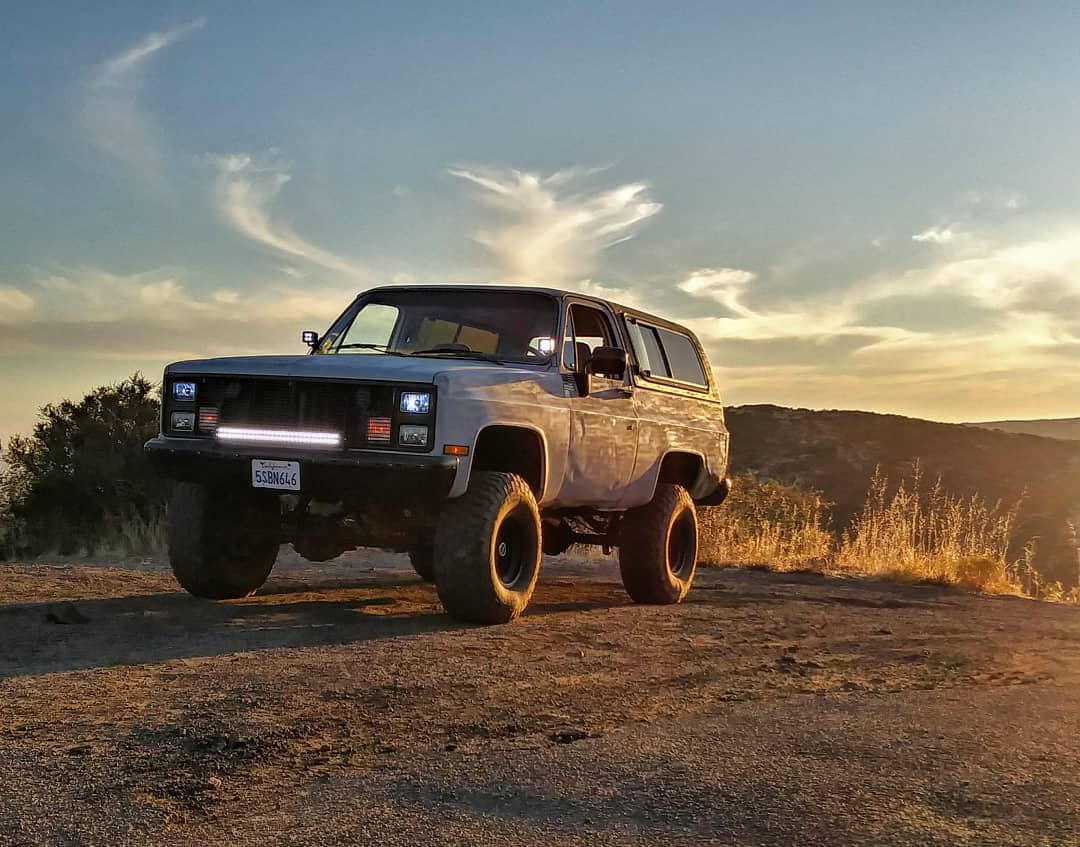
[251, 459, 300, 491]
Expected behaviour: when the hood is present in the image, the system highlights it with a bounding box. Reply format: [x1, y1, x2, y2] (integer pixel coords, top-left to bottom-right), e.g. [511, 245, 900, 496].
[164, 353, 539, 383]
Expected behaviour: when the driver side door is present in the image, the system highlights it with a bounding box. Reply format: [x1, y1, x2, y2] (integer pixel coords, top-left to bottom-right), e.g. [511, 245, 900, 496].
[557, 301, 639, 508]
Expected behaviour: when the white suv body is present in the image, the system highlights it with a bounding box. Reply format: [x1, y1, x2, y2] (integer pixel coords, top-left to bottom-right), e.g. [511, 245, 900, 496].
[147, 285, 731, 624]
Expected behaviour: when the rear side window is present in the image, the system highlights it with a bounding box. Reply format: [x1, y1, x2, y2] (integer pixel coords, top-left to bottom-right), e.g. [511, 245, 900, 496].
[638, 326, 670, 378]
[657, 328, 708, 385]
[628, 318, 709, 388]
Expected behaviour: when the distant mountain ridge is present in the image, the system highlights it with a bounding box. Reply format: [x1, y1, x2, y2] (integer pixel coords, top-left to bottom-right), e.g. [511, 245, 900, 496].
[968, 418, 1080, 441]
[725, 405, 1080, 586]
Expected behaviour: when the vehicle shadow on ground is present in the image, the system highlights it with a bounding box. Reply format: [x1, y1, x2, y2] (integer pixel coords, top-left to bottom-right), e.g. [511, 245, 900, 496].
[0, 572, 630, 680]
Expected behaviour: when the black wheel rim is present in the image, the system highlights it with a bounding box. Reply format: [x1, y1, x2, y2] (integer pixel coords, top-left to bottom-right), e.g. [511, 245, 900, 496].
[667, 510, 696, 580]
[494, 513, 526, 587]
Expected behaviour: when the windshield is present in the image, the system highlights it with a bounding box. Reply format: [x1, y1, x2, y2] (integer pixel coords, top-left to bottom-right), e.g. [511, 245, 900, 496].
[316, 289, 559, 364]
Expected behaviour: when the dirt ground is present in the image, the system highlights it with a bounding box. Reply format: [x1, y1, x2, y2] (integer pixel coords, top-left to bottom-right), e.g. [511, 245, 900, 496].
[1, 549, 1079, 846]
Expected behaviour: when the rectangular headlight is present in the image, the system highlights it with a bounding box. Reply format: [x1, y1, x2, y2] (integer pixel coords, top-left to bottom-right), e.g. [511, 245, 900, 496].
[400, 391, 431, 414]
[172, 381, 197, 401]
[171, 411, 195, 432]
[399, 424, 429, 446]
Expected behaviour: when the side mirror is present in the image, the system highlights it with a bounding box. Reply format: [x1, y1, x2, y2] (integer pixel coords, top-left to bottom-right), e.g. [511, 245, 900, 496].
[588, 346, 628, 379]
[302, 330, 319, 349]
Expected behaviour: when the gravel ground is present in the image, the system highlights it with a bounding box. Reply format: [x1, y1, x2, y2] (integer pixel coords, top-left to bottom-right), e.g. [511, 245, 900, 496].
[1, 550, 1078, 846]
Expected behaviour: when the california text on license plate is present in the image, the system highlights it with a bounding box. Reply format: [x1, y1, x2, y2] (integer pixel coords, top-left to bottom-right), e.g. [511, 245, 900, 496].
[251, 459, 300, 491]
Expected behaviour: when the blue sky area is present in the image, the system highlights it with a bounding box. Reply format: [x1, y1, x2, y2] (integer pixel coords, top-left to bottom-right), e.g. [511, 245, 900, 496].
[2, 2, 1080, 436]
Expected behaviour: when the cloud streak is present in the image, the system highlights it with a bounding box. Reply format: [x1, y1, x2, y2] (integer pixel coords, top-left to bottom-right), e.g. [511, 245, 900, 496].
[82, 19, 205, 188]
[450, 165, 661, 282]
[677, 268, 757, 316]
[912, 225, 956, 244]
[208, 153, 365, 276]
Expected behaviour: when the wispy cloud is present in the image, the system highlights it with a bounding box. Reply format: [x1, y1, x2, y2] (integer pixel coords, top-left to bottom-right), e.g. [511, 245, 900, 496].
[208, 153, 365, 276]
[449, 165, 662, 282]
[677, 268, 757, 316]
[912, 225, 956, 244]
[82, 19, 205, 189]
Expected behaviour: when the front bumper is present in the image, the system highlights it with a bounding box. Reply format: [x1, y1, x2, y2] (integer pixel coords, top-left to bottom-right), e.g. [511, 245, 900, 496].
[144, 436, 458, 502]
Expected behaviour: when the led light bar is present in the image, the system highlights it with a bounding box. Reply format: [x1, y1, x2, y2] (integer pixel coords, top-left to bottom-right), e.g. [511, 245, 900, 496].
[216, 426, 341, 448]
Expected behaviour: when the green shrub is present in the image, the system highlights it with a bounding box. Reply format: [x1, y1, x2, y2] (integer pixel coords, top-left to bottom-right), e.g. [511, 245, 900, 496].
[0, 373, 165, 558]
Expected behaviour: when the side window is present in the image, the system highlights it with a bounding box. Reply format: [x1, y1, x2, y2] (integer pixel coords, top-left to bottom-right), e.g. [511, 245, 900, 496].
[563, 304, 616, 371]
[638, 326, 671, 378]
[657, 328, 708, 386]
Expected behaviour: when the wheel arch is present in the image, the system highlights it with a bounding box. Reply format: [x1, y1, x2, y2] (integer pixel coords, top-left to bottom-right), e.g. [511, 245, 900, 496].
[653, 450, 712, 501]
[466, 424, 548, 499]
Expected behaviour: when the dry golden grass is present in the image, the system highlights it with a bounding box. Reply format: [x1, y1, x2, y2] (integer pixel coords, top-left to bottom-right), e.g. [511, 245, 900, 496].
[698, 473, 832, 572]
[834, 465, 1024, 594]
[699, 466, 1058, 599]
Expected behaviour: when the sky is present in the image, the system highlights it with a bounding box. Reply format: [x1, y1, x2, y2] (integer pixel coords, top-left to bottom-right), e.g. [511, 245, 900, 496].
[2, 1, 1080, 439]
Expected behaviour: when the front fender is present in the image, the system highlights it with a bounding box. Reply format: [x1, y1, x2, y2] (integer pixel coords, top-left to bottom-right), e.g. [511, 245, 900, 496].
[433, 370, 569, 501]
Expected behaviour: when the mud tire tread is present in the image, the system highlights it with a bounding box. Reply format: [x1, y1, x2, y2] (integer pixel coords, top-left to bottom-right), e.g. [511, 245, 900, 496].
[618, 483, 698, 605]
[168, 482, 280, 600]
[433, 472, 541, 624]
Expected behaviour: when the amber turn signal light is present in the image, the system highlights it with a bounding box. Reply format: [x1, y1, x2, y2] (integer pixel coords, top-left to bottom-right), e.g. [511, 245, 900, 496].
[443, 444, 469, 456]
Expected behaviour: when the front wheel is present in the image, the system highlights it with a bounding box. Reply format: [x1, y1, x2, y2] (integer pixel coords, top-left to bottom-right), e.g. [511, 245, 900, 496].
[618, 483, 699, 604]
[168, 482, 281, 599]
[432, 472, 541, 624]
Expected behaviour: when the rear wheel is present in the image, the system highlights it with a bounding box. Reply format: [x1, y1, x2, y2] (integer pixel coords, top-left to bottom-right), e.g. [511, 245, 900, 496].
[618, 483, 698, 604]
[168, 482, 280, 599]
[432, 472, 541, 624]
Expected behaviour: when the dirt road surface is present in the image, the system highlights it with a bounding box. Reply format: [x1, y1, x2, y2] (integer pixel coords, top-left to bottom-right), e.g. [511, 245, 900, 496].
[1, 551, 1078, 846]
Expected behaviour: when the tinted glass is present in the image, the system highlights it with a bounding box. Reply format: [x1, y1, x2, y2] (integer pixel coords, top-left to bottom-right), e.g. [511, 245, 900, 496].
[658, 328, 708, 385]
[639, 326, 670, 378]
[319, 290, 558, 363]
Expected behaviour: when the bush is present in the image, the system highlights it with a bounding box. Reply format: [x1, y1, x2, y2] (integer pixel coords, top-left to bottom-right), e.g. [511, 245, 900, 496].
[0, 373, 166, 558]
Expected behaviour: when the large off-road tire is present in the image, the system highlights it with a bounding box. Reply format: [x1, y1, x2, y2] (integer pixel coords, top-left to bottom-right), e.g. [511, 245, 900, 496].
[167, 482, 281, 599]
[618, 483, 699, 605]
[407, 543, 435, 582]
[432, 472, 542, 624]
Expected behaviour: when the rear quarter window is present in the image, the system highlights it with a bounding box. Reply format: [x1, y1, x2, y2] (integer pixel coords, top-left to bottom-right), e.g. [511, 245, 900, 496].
[639, 326, 670, 378]
[657, 328, 708, 386]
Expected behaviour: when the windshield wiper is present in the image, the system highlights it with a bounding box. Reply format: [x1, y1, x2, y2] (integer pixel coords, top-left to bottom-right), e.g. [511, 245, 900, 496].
[334, 343, 408, 356]
[410, 348, 506, 365]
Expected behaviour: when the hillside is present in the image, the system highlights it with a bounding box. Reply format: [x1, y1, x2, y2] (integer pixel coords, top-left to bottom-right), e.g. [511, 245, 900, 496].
[970, 418, 1080, 441]
[726, 405, 1080, 586]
